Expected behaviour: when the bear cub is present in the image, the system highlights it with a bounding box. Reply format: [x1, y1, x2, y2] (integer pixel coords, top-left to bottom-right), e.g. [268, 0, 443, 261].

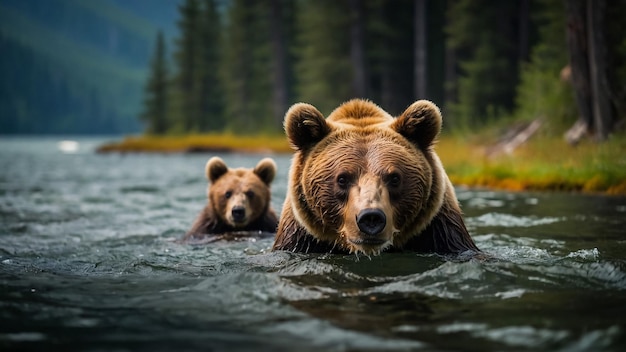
[183, 157, 279, 241]
[272, 99, 479, 256]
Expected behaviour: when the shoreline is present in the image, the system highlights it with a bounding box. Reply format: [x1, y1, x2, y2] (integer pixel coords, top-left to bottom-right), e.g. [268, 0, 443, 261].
[96, 133, 293, 154]
[97, 134, 626, 196]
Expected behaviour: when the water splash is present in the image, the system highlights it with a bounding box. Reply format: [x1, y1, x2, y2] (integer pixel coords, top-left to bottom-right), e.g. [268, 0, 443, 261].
[468, 213, 563, 228]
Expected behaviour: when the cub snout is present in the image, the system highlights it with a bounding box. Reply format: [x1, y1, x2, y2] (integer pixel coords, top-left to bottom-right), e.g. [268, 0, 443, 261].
[231, 206, 247, 223]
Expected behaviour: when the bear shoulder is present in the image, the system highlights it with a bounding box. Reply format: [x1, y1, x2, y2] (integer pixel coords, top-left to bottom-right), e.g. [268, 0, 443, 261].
[183, 204, 278, 241]
[398, 196, 479, 255]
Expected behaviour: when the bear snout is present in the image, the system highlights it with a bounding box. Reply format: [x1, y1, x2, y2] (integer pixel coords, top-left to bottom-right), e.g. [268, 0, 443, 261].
[231, 206, 246, 223]
[356, 208, 386, 237]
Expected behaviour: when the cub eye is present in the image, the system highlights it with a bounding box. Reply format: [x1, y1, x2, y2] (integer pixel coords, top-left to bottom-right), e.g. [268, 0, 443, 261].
[386, 173, 401, 188]
[225, 191, 232, 199]
[336, 173, 352, 189]
[245, 190, 255, 200]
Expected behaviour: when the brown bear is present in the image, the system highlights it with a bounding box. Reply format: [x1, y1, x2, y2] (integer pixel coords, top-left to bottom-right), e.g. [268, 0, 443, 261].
[183, 157, 279, 240]
[272, 99, 479, 256]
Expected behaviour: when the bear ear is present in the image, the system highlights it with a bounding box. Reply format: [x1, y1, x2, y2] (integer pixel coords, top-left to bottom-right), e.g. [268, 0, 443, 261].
[253, 158, 277, 185]
[284, 103, 332, 151]
[391, 100, 442, 149]
[205, 157, 228, 183]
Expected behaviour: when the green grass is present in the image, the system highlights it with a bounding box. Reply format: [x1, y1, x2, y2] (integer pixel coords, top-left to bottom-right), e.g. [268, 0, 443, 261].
[98, 132, 626, 195]
[438, 134, 626, 195]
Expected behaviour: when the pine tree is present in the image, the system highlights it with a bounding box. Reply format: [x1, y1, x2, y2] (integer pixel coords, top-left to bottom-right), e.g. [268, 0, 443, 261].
[220, 0, 273, 133]
[269, 0, 293, 130]
[294, 0, 352, 115]
[446, 0, 524, 127]
[140, 31, 169, 135]
[366, 0, 415, 115]
[414, 0, 427, 100]
[196, 0, 224, 132]
[513, 0, 575, 129]
[171, 0, 202, 133]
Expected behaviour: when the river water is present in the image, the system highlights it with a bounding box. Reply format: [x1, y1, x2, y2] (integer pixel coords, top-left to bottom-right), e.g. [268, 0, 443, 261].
[1, 136, 625, 351]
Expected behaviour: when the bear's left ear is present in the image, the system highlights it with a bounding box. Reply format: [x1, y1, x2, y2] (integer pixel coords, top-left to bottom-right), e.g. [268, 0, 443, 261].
[284, 103, 332, 152]
[253, 158, 277, 185]
[391, 100, 442, 149]
[205, 157, 229, 183]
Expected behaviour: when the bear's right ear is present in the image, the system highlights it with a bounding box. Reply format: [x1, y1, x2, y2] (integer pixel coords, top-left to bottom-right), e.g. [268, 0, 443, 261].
[284, 103, 331, 152]
[205, 157, 228, 183]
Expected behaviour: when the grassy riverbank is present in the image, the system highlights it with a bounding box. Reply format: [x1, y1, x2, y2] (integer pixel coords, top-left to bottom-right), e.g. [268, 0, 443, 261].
[97, 133, 292, 154]
[438, 135, 626, 195]
[98, 132, 626, 195]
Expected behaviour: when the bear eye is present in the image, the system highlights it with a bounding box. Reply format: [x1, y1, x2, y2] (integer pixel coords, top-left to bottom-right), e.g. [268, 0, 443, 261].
[245, 190, 255, 200]
[386, 173, 402, 188]
[336, 173, 351, 189]
[224, 191, 233, 199]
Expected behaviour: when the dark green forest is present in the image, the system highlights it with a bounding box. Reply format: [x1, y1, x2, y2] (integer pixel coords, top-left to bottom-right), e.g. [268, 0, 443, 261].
[142, 0, 625, 140]
[1, 0, 624, 139]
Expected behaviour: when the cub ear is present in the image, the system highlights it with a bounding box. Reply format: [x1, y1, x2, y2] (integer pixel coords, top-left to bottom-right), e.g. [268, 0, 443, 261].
[205, 157, 228, 183]
[391, 100, 442, 149]
[254, 158, 277, 185]
[284, 103, 332, 151]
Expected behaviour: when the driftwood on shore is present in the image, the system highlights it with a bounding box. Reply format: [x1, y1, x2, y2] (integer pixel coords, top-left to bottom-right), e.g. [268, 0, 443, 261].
[485, 119, 542, 158]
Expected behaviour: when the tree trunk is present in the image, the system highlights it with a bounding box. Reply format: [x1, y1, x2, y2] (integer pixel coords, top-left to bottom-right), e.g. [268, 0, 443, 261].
[564, 0, 614, 142]
[518, 0, 530, 62]
[564, 0, 593, 141]
[586, 0, 612, 141]
[443, 42, 456, 121]
[349, 0, 367, 97]
[269, 0, 289, 129]
[414, 0, 427, 99]
[381, 65, 393, 110]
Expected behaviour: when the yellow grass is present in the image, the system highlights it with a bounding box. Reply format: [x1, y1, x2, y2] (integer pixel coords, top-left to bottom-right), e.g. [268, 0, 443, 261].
[98, 132, 626, 195]
[97, 133, 292, 154]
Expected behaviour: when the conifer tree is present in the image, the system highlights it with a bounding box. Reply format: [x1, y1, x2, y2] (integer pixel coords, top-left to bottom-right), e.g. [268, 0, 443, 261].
[140, 31, 169, 135]
[513, 0, 575, 128]
[220, 0, 273, 133]
[366, 0, 415, 114]
[446, 0, 524, 127]
[294, 0, 352, 115]
[171, 0, 202, 133]
[196, 0, 224, 132]
[269, 0, 293, 129]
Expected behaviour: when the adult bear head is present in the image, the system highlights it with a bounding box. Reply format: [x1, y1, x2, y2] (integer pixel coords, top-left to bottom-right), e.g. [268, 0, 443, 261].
[273, 99, 478, 256]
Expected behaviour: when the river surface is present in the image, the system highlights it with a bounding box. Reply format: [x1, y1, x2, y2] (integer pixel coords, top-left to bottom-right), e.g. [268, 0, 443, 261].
[1, 136, 625, 351]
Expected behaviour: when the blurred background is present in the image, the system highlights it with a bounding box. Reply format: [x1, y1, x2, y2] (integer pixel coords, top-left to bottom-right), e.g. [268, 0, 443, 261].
[0, 0, 624, 141]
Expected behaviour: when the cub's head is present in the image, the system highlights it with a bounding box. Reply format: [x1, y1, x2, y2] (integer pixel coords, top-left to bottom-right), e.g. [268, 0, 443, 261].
[206, 157, 277, 228]
[284, 99, 446, 255]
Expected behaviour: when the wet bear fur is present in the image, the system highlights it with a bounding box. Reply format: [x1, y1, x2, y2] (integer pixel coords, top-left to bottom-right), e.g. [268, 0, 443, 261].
[272, 99, 479, 256]
[183, 157, 278, 240]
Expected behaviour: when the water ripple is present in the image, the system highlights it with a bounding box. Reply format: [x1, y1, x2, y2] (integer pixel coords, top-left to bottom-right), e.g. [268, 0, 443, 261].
[468, 213, 563, 228]
[2, 139, 626, 351]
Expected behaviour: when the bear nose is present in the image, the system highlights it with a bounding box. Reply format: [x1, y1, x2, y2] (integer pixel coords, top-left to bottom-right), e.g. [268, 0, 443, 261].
[231, 206, 246, 222]
[356, 208, 386, 236]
